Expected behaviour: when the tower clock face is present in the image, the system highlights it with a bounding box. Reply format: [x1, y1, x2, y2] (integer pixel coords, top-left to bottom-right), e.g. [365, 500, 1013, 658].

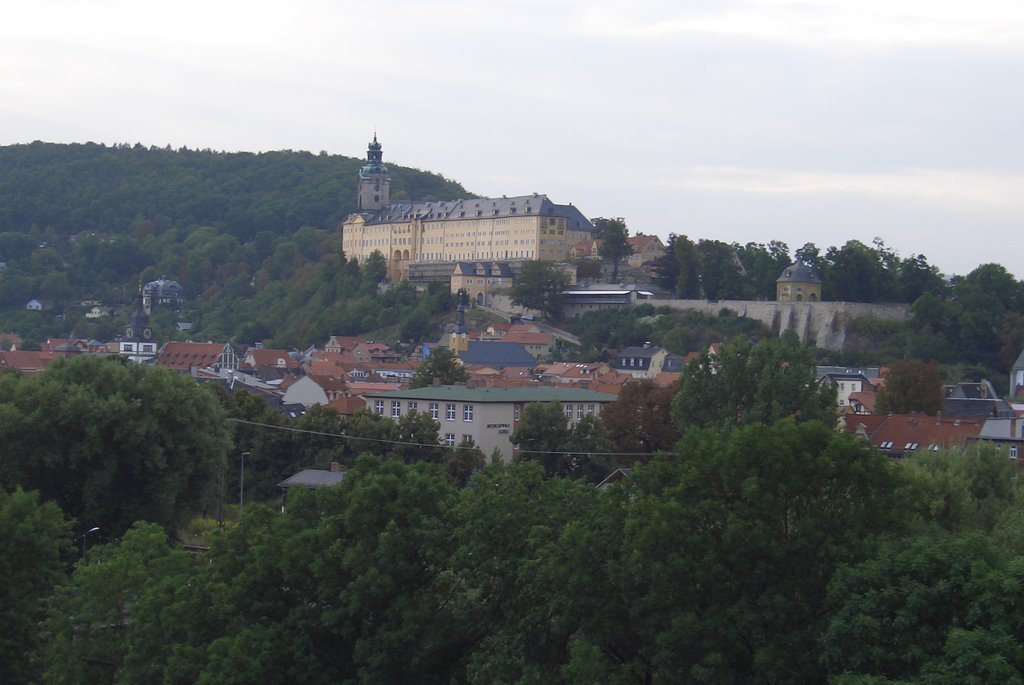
[125, 327, 134, 339]
[142, 328, 152, 340]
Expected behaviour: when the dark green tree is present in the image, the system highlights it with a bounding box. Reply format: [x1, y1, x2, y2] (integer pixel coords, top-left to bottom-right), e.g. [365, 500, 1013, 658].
[822, 532, 1024, 684]
[592, 217, 633, 282]
[672, 334, 838, 433]
[600, 379, 679, 458]
[0, 356, 232, 535]
[410, 346, 468, 388]
[875, 358, 945, 415]
[623, 420, 906, 683]
[44, 522, 194, 685]
[509, 260, 569, 320]
[0, 488, 71, 685]
[696, 239, 745, 300]
[673, 234, 702, 298]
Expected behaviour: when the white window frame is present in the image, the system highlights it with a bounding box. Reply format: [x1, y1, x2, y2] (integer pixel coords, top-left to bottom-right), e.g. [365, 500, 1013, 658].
[374, 400, 385, 415]
[444, 433, 456, 447]
[430, 402, 439, 420]
[446, 403, 456, 421]
[464, 404, 474, 422]
[392, 401, 401, 418]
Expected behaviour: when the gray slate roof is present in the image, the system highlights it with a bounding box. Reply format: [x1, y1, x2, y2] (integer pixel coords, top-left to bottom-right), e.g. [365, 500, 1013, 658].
[617, 345, 665, 359]
[278, 469, 346, 489]
[460, 341, 538, 369]
[777, 263, 822, 283]
[362, 194, 593, 232]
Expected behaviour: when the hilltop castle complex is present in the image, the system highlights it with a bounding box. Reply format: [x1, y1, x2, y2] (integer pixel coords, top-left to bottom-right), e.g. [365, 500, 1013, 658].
[341, 135, 594, 281]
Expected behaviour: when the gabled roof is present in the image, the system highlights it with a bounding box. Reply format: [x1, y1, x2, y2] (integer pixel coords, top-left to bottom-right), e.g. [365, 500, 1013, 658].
[244, 348, 299, 370]
[307, 374, 348, 392]
[944, 397, 1015, 419]
[627, 234, 665, 252]
[617, 345, 665, 359]
[844, 414, 984, 455]
[157, 342, 231, 372]
[360, 194, 594, 233]
[278, 468, 346, 489]
[460, 341, 537, 369]
[501, 330, 553, 346]
[0, 350, 55, 374]
[452, 261, 514, 278]
[327, 396, 366, 416]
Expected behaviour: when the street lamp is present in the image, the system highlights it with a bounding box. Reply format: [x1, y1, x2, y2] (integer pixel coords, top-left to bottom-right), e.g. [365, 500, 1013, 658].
[239, 451, 250, 514]
[81, 526, 100, 558]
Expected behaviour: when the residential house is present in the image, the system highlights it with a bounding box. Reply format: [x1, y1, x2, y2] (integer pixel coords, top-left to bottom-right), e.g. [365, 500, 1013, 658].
[818, 367, 883, 411]
[615, 344, 684, 379]
[281, 374, 348, 408]
[969, 417, 1024, 462]
[25, 299, 42, 311]
[625, 234, 666, 268]
[501, 326, 554, 360]
[944, 380, 1015, 418]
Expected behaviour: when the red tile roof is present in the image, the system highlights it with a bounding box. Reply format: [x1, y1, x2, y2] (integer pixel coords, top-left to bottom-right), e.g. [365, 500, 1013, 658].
[843, 414, 985, 456]
[157, 342, 230, 372]
[0, 350, 55, 374]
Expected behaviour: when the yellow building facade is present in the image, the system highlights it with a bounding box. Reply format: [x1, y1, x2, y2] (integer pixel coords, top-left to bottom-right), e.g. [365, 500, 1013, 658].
[341, 137, 594, 281]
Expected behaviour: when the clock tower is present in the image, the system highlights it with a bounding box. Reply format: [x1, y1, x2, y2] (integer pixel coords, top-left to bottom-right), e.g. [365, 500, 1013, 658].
[120, 287, 158, 362]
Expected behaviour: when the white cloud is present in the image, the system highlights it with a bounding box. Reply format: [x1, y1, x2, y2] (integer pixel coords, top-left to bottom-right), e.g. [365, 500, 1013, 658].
[576, 0, 1024, 51]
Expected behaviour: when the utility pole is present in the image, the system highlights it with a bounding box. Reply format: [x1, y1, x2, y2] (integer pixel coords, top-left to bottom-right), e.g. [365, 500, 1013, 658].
[239, 451, 249, 514]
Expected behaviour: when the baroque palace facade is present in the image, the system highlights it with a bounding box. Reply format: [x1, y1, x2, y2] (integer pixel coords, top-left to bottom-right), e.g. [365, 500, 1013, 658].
[341, 136, 595, 281]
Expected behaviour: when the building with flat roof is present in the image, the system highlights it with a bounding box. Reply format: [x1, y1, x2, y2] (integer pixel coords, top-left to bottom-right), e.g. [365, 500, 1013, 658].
[342, 136, 594, 281]
[362, 385, 617, 461]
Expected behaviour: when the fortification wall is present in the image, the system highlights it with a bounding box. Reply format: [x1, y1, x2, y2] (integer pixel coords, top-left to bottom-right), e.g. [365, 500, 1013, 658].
[648, 299, 910, 349]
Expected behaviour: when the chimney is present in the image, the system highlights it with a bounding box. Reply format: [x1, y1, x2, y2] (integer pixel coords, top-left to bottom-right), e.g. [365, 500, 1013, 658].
[330, 462, 341, 473]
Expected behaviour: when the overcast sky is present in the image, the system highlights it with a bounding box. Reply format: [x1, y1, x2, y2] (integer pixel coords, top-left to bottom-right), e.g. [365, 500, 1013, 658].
[2, 0, 1021, 278]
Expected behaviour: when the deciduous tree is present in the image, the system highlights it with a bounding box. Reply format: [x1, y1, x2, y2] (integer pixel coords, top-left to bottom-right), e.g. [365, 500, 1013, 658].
[410, 346, 468, 388]
[672, 334, 837, 433]
[509, 260, 568, 320]
[875, 358, 945, 415]
[0, 356, 232, 536]
[592, 217, 633, 282]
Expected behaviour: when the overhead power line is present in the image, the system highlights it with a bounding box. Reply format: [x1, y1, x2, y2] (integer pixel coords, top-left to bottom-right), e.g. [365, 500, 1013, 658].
[226, 417, 659, 458]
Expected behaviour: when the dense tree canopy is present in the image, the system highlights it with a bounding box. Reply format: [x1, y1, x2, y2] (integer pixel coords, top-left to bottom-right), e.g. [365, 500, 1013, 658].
[875, 358, 945, 415]
[591, 216, 633, 282]
[672, 334, 838, 433]
[509, 260, 569, 320]
[0, 488, 71, 685]
[0, 355, 232, 535]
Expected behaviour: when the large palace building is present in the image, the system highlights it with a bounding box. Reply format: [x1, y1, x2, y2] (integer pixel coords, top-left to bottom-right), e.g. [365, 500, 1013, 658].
[341, 136, 595, 281]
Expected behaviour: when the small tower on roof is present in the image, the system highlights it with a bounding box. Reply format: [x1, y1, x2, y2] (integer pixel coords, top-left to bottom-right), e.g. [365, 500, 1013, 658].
[357, 133, 391, 211]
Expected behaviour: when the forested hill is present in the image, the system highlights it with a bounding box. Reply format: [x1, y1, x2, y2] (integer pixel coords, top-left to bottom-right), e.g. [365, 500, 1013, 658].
[0, 141, 472, 240]
[0, 142, 475, 347]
